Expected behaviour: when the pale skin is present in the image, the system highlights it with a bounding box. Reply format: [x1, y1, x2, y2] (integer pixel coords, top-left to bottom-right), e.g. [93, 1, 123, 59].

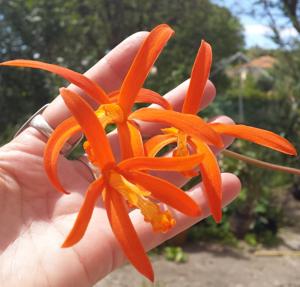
[0, 32, 241, 286]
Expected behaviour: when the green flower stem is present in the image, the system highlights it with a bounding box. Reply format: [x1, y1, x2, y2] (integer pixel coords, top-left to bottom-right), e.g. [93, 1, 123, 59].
[222, 149, 300, 176]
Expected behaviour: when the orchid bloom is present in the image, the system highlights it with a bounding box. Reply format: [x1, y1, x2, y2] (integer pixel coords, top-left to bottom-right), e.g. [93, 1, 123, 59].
[1, 22, 297, 282]
[55, 87, 202, 281]
[0, 24, 174, 161]
[133, 40, 297, 223]
[3, 25, 228, 197]
[0, 26, 224, 164]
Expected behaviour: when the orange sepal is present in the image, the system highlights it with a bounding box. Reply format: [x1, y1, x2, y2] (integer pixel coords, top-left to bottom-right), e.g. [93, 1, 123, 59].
[117, 121, 144, 160]
[135, 89, 173, 110]
[130, 108, 223, 148]
[105, 187, 154, 281]
[0, 60, 109, 104]
[179, 168, 199, 178]
[128, 171, 201, 217]
[118, 24, 174, 116]
[128, 121, 145, 157]
[210, 123, 297, 156]
[62, 178, 104, 247]
[44, 117, 80, 194]
[117, 121, 144, 159]
[145, 134, 177, 157]
[117, 122, 134, 160]
[109, 88, 172, 110]
[190, 138, 222, 223]
[60, 88, 115, 168]
[182, 40, 212, 114]
[118, 153, 203, 172]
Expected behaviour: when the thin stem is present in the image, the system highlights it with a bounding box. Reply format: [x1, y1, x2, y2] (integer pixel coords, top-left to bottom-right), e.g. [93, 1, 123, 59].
[222, 149, 300, 176]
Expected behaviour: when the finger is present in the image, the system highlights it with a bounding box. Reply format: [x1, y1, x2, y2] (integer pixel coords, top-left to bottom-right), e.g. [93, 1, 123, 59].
[135, 79, 216, 137]
[208, 115, 235, 154]
[42, 31, 149, 129]
[165, 79, 216, 112]
[133, 172, 241, 251]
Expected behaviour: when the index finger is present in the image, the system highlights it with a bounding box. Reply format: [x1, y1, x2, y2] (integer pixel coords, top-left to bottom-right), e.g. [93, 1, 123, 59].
[137, 79, 216, 137]
[42, 31, 149, 129]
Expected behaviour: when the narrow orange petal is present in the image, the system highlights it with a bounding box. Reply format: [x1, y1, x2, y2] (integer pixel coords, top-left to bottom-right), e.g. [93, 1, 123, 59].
[145, 134, 177, 157]
[190, 138, 222, 223]
[44, 117, 80, 194]
[109, 88, 172, 110]
[118, 153, 203, 172]
[60, 88, 115, 168]
[117, 121, 144, 159]
[182, 40, 212, 114]
[105, 187, 154, 281]
[0, 60, 110, 104]
[130, 108, 223, 148]
[128, 171, 201, 217]
[118, 24, 174, 116]
[62, 178, 104, 247]
[210, 123, 297, 155]
[117, 122, 134, 160]
[128, 121, 145, 157]
[135, 88, 173, 110]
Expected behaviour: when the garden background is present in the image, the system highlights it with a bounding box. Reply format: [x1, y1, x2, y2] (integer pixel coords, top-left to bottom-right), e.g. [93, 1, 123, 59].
[1, 0, 300, 286]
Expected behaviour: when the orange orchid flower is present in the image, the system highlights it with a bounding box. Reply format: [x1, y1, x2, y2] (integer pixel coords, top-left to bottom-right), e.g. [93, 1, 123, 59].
[0, 24, 174, 161]
[1, 22, 298, 283]
[24, 27, 227, 198]
[134, 40, 297, 223]
[55, 87, 202, 281]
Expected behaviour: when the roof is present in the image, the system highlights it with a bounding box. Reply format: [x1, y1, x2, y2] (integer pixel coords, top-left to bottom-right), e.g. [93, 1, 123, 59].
[243, 55, 277, 69]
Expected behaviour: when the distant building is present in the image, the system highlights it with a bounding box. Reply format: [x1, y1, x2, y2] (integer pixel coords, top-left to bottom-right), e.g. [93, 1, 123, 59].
[226, 55, 277, 80]
[216, 53, 277, 122]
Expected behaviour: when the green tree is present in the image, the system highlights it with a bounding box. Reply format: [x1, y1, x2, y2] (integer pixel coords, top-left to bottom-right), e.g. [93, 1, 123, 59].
[0, 0, 244, 143]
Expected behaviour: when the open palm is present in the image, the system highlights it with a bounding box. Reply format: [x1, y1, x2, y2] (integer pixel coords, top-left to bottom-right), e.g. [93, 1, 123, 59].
[0, 32, 240, 287]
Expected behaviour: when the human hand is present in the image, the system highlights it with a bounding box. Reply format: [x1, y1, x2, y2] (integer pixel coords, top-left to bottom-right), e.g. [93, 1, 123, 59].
[0, 32, 241, 286]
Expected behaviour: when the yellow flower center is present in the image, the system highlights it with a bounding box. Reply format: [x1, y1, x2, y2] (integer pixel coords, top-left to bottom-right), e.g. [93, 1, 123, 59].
[162, 127, 190, 156]
[162, 127, 197, 177]
[96, 103, 124, 127]
[108, 169, 176, 232]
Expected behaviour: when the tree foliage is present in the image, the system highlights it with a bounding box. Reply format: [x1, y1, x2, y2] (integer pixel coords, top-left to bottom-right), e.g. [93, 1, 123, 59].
[0, 0, 244, 143]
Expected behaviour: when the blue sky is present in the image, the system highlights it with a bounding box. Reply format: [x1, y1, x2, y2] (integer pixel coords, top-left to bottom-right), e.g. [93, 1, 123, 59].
[213, 0, 298, 48]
